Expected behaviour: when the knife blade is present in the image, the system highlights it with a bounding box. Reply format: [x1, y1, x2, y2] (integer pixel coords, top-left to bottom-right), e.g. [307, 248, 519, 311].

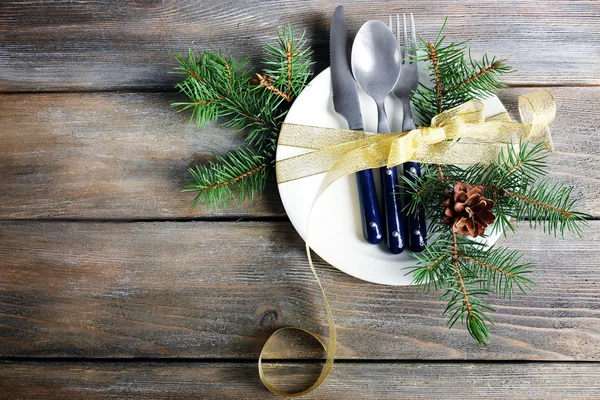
[331, 6, 363, 130]
[330, 5, 383, 245]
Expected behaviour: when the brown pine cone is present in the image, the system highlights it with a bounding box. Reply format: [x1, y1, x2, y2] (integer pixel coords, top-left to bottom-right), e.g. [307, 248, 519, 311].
[443, 182, 495, 238]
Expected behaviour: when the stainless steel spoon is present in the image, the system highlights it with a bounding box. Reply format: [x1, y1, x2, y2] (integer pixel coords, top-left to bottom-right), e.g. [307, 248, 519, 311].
[351, 20, 406, 254]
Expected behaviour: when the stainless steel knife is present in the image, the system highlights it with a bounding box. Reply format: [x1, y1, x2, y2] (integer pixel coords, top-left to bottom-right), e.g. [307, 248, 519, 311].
[330, 5, 383, 244]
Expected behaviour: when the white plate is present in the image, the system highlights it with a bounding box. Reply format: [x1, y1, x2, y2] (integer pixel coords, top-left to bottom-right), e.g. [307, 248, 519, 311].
[276, 68, 506, 285]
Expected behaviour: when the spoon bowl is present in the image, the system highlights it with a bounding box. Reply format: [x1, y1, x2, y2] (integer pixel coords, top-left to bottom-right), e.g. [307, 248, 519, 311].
[351, 20, 402, 107]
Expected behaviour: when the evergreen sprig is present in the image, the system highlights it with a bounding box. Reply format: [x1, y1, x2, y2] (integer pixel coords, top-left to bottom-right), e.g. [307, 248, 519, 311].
[173, 26, 313, 209]
[403, 142, 589, 343]
[402, 19, 588, 343]
[411, 19, 513, 126]
[183, 146, 268, 210]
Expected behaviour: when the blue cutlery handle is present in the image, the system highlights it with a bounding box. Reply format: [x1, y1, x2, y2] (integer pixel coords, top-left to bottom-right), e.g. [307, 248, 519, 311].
[403, 161, 427, 252]
[356, 169, 383, 244]
[380, 166, 405, 254]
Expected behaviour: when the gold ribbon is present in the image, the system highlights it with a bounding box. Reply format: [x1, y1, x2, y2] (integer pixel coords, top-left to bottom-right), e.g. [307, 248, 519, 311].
[276, 91, 555, 186]
[259, 90, 556, 396]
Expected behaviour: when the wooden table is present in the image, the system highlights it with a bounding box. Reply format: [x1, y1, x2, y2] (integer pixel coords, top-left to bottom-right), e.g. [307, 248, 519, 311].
[1, 1, 599, 398]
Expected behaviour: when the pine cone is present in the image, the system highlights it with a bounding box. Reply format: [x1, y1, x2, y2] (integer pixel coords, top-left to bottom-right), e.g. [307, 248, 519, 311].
[443, 182, 495, 237]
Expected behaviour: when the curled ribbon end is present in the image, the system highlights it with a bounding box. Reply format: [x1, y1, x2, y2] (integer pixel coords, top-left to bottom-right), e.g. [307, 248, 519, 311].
[259, 326, 333, 397]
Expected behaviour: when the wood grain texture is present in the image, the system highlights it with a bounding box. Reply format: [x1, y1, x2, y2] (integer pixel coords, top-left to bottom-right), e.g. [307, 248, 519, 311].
[1, 361, 599, 399]
[0, 92, 285, 219]
[1, 220, 599, 360]
[1, 0, 599, 91]
[0, 87, 598, 219]
[1, 1, 599, 397]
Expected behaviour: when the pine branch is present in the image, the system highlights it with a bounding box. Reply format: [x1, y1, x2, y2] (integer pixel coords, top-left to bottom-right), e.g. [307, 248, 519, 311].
[255, 73, 292, 102]
[404, 143, 587, 238]
[411, 19, 513, 126]
[442, 274, 494, 344]
[494, 141, 548, 187]
[405, 236, 454, 290]
[442, 233, 494, 343]
[459, 246, 534, 298]
[406, 19, 584, 344]
[503, 180, 588, 237]
[172, 49, 281, 149]
[403, 141, 588, 343]
[485, 143, 587, 237]
[183, 146, 269, 210]
[428, 41, 444, 114]
[262, 26, 313, 99]
[448, 59, 504, 94]
[173, 26, 313, 209]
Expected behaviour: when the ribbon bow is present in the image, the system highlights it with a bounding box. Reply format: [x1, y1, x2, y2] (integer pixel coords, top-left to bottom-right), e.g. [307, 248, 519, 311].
[276, 90, 555, 188]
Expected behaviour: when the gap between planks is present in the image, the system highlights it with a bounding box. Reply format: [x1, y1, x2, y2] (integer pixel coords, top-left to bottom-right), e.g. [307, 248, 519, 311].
[1, 357, 600, 365]
[0, 82, 599, 96]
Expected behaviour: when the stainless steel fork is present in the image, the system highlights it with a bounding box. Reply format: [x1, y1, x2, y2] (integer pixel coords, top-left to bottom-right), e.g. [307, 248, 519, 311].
[389, 13, 427, 252]
[390, 14, 419, 132]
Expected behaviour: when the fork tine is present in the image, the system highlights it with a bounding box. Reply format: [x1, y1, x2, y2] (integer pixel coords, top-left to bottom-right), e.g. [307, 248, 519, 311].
[390, 14, 403, 61]
[396, 14, 402, 61]
[410, 13, 417, 60]
[403, 14, 409, 63]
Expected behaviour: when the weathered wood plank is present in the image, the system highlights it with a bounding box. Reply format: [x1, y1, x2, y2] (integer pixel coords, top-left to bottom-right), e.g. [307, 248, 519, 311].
[1, 361, 599, 399]
[0, 0, 599, 91]
[0, 92, 285, 218]
[1, 220, 598, 360]
[0, 87, 598, 219]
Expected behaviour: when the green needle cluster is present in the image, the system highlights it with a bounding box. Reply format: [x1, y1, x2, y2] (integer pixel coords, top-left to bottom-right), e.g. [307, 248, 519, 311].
[403, 142, 588, 343]
[400, 20, 587, 343]
[412, 18, 513, 126]
[172, 26, 313, 209]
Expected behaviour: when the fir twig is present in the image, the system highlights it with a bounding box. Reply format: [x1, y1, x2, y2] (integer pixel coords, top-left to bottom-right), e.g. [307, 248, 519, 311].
[503, 182, 588, 237]
[412, 18, 513, 126]
[255, 73, 292, 102]
[443, 232, 494, 343]
[172, 26, 313, 209]
[448, 59, 504, 94]
[183, 147, 269, 210]
[428, 41, 444, 114]
[403, 141, 589, 343]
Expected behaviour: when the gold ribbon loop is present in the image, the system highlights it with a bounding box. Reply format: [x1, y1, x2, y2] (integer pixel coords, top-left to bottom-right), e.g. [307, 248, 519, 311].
[519, 90, 556, 152]
[262, 91, 556, 397]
